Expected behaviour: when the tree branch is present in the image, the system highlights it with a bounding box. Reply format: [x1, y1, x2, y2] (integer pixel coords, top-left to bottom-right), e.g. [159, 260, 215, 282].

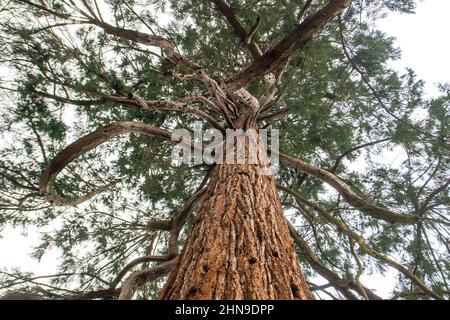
[225, 0, 353, 91]
[39, 122, 173, 206]
[336, 16, 445, 143]
[297, 0, 313, 21]
[168, 187, 207, 256]
[209, 0, 263, 58]
[116, 94, 223, 130]
[419, 179, 450, 214]
[209, 0, 277, 108]
[285, 217, 381, 300]
[118, 257, 178, 300]
[17, 1, 232, 118]
[33, 88, 223, 130]
[280, 185, 442, 300]
[32, 89, 105, 106]
[111, 255, 173, 288]
[257, 107, 290, 122]
[89, 20, 228, 102]
[279, 152, 421, 224]
[330, 138, 390, 173]
[146, 219, 172, 232]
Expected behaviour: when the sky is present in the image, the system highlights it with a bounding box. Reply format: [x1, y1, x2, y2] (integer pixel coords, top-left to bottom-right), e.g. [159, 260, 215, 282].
[376, 0, 450, 97]
[0, 0, 449, 299]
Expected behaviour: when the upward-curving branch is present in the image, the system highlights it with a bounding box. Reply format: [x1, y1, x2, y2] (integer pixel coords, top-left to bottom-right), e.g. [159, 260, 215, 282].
[39, 122, 173, 206]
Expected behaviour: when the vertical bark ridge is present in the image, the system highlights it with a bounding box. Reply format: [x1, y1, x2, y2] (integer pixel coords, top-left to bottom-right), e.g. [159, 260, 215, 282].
[159, 141, 312, 299]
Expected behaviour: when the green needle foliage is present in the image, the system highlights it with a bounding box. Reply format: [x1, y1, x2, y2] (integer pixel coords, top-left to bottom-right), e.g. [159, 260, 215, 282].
[0, 0, 447, 300]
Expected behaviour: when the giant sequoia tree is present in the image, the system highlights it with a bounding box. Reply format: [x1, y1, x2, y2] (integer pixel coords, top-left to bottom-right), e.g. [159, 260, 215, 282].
[0, 0, 448, 300]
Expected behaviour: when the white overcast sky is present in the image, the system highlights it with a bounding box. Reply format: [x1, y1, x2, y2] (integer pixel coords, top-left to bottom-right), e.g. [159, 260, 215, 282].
[0, 0, 449, 298]
[376, 0, 450, 97]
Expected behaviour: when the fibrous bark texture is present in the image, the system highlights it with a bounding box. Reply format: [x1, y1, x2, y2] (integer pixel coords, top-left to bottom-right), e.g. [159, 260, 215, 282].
[159, 160, 312, 299]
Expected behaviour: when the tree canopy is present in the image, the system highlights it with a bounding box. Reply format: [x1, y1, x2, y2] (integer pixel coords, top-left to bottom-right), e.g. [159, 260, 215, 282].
[0, 0, 448, 300]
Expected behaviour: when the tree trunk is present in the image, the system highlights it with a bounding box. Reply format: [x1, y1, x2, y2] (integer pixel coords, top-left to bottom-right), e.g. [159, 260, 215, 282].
[159, 148, 312, 299]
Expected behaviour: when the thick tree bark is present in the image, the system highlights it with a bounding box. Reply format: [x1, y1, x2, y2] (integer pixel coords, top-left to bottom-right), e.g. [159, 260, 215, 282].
[159, 146, 312, 299]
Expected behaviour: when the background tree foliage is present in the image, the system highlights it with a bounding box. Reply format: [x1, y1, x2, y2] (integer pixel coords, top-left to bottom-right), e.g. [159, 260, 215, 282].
[0, 0, 448, 299]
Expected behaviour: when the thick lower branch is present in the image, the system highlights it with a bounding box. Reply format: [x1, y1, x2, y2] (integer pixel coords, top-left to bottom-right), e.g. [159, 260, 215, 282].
[111, 255, 174, 289]
[279, 153, 421, 224]
[118, 258, 179, 300]
[39, 122, 172, 206]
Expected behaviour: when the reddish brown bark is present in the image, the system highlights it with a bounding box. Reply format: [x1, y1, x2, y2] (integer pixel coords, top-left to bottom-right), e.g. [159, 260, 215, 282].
[159, 157, 312, 299]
